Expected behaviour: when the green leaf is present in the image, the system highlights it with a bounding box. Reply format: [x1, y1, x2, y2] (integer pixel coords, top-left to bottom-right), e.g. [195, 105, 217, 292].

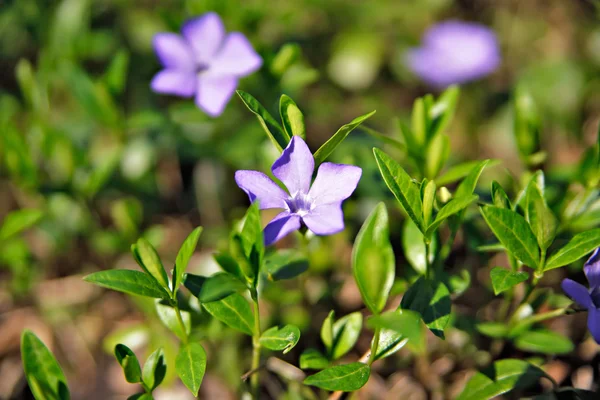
[155, 301, 191, 341]
[476, 322, 509, 339]
[127, 393, 153, 400]
[265, 250, 309, 280]
[411, 97, 427, 147]
[103, 49, 129, 95]
[303, 362, 370, 392]
[352, 203, 395, 314]
[437, 161, 489, 187]
[313, 111, 376, 164]
[197, 272, 247, 303]
[214, 252, 245, 282]
[176, 343, 207, 397]
[202, 293, 254, 335]
[173, 227, 202, 294]
[427, 85, 460, 140]
[480, 206, 540, 268]
[544, 229, 600, 271]
[422, 180, 436, 226]
[142, 348, 166, 391]
[182, 273, 206, 298]
[320, 310, 334, 352]
[300, 348, 330, 370]
[259, 325, 301, 354]
[513, 86, 541, 162]
[491, 181, 512, 209]
[279, 94, 305, 139]
[490, 267, 529, 295]
[425, 195, 478, 237]
[400, 277, 451, 339]
[456, 359, 549, 400]
[330, 312, 363, 360]
[373, 148, 424, 232]
[425, 133, 449, 179]
[372, 329, 410, 361]
[402, 219, 436, 275]
[114, 344, 142, 383]
[367, 309, 423, 347]
[0, 208, 43, 241]
[455, 160, 490, 199]
[237, 202, 264, 283]
[84, 270, 170, 300]
[525, 178, 557, 251]
[133, 238, 170, 292]
[514, 329, 574, 355]
[236, 90, 289, 152]
[21, 330, 70, 400]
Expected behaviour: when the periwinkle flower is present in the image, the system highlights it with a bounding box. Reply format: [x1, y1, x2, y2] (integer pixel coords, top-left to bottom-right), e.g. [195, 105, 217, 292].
[151, 12, 262, 116]
[235, 136, 362, 245]
[406, 21, 501, 88]
[561, 248, 600, 343]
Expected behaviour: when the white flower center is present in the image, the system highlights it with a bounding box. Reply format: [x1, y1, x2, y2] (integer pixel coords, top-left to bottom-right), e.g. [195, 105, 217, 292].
[286, 192, 313, 217]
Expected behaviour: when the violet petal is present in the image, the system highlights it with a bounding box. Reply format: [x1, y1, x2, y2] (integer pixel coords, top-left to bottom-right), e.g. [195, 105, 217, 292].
[205, 32, 262, 78]
[181, 12, 225, 66]
[561, 278, 592, 310]
[150, 70, 196, 97]
[153, 33, 195, 71]
[263, 212, 301, 245]
[195, 76, 238, 117]
[302, 203, 345, 236]
[585, 248, 600, 288]
[234, 170, 289, 210]
[308, 162, 362, 206]
[272, 136, 314, 195]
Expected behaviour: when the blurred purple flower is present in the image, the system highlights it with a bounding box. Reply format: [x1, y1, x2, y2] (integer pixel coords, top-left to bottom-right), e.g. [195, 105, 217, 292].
[235, 136, 362, 245]
[406, 21, 500, 88]
[561, 248, 600, 343]
[151, 12, 262, 117]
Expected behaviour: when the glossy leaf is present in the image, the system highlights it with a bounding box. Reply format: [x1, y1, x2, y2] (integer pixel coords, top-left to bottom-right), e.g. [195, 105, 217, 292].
[367, 309, 423, 348]
[425, 133, 450, 179]
[202, 293, 254, 335]
[259, 325, 301, 354]
[21, 330, 70, 400]
[197, 272, 247, 303]
[114, 344, 142, 383]
[525, 179, 557, 251]
[314, 110, 376, 164]
[142, 348, 166, 391]
[457, 359, 550, 400]
[544, 229, 600, 271]
[514, 329, 574, 355]
[352, 203, 395, 314]
[455, 160, 490, 199]
[400, 277, 451, 339]
[176, 343, 207, 397]
[437, 160, 499, 187]
[422, 180, 436, 226]
[373, 148, 424, 232]
[428, 85, 460, 140]
[0, 208, 43, 241]
[84, 270, 170, 300]
[480, 206, 540, 268]
[402, 219, 435, 275]
[279, 94, 305, 139]
[213, 252, 245, 282]
[490, 267, 529, 295]
[300, 349, 329, 370]
[155, 301, 191, 341]
[173, 227, 202, 293]
[320, 310, 334, 352]
[236, 90, 289, 151]
[265, 250, 309, 280]
[330, 312, 363, 360]
[425, 195, 478, 237]
[237, 202, 264, 283]
[303, 362, 370, 392]
[491, 181, 511, 209]
[476, 322, 509, 339]
[372, 329, 410, 361]
[133, 238, 170, 291]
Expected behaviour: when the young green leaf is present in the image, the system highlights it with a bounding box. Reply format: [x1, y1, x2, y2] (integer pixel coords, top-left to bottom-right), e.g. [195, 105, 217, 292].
[422, 180, 436, 226]
[373, 148, 424, 232]
[476, 322, 509, 339]
[425, 133, 449, 179]
[236, 90, 290, 152]
[21, 330, 70, 400]
[320, 310, 335, 353]
[237, 202, 265, 283]
[514, 329, 574, 355]
[114, 344, 142, 383]
[544, 229, 600, 271]
[352, 203, 395, 314]
[330, 312, 363, 360]
[259, 325, 301, 354]
[513, 87, 541, 162]
[313, 110, 376, 164]
[202, 292, 254, 336]
[176, 343, 207, 397]
[525, 180, 557, 251]
[480, 206, 540, 268]
[303, 362, 370, 391]
[402, 219, 436, 275]
[133, 238, 170, 291]
[0, 208, 43, 241]
[427, 85, 460, 140]
[411, 97, 427, 147]
[400, 277, 451, 339]
[372, 329, 410, 361]
[213, 252, 245, 282]
[491, 181, 512, 209]
[279, 94, 305, 139]
[155, 301, 191, 341]
[265, 249, 309, 280]
[367, 309, 423, 347]
[457, 359, 550, 400]
[454, 160, 490, 199]
[173, 227, 203, 294]
[425, 195, 478, 237]
[84, 270, 170, 300]
[300, 348, 330, 370]
[142, 348, 166, 391]
[196, 272, 247, 303]
[490, 267, 529, 295]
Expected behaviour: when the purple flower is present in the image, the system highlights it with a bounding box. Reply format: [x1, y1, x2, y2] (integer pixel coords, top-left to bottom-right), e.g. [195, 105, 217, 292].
[561, 248, 600, 343]
[406, 21, 501, 88]
[235, 136, 362, 245]
[151, 12, 262, 117]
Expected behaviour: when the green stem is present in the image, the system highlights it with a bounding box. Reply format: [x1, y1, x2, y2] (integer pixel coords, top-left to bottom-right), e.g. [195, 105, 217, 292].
[174, 305, 189, 345]
[424, 239, 432, 279]
[368, 327, 381, 366]
[251, 292, 262, 399]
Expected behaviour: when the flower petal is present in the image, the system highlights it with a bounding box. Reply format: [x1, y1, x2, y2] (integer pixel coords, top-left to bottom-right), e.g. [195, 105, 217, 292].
[150, 70, 196, 97]
[206, 33, 262, 78]
[181, 13, 225, 66]
[561, 278, 592, 310]
[302, 203, 345, 236]
[585, 247, 600, 288]
[195, 76, 238, 117]
[264, 212, 301, 246]
[587, 307, 600, 344]
[234, 170, 289, 210]
[153, 33, 195, 70]
[308, 163, 362, 206]
[272, 136, 314, 195]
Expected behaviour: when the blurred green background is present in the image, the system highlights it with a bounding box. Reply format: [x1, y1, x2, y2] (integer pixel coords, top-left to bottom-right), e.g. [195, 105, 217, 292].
[1, 0, 600, 399]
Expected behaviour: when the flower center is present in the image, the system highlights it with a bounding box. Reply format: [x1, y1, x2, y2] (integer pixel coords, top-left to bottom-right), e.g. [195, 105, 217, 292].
[196, 64, 210, 75]
[286, 192, 313, 217]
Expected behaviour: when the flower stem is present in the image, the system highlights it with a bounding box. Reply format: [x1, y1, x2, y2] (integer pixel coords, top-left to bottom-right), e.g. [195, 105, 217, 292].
[424, 239, 432, 279]
[174, 305, 189, 345]
[250, 291, 262, 399]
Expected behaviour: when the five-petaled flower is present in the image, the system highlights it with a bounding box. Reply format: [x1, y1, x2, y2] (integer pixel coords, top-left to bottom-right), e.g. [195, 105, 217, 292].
[235, 136, 362, 245]
[406, 20, 500, 88]
[151, 12, 262, 117]
[561, 247, 600, 343]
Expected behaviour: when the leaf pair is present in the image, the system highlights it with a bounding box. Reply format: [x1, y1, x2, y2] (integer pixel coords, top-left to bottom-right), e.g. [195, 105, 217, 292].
[114, 344, 166, 394]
